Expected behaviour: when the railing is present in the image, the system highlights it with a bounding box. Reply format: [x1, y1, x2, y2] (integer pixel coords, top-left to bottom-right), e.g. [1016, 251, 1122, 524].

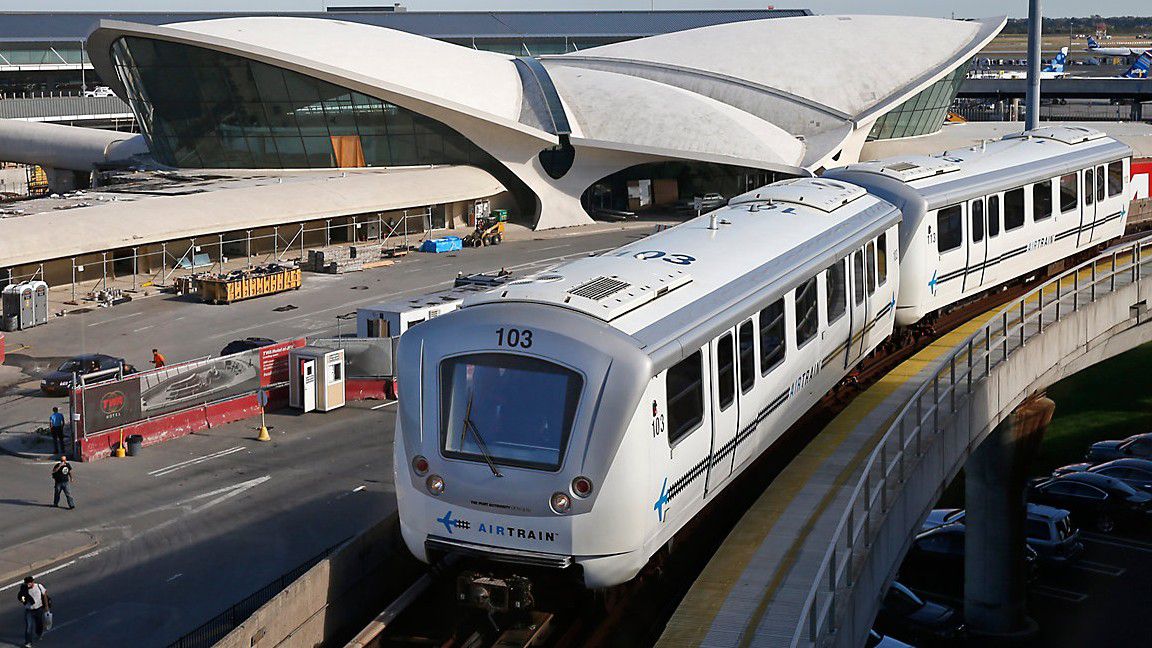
[0, 95, 131, 120]
[791, 233, 1152, 647]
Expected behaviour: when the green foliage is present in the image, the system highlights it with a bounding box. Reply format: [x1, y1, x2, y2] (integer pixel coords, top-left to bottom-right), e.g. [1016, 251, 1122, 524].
[1002, 16, 1152, 35]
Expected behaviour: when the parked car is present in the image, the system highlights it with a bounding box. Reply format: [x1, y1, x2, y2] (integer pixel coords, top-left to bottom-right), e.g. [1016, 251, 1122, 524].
[920, 503, 1083, 563]
[40, 354, 135, 395]
[900, 523, 1037, 593]
[875, 581, 965, 644]
[1086, 432, 1152, 462]
[866, 629, 914, 648]
[1053, 458, 1152, 491]
[696, 192, 728, 210]
[82, 85, 115, 97]
[219, 337, 277, 357]
[1028, 472, 1152, 532]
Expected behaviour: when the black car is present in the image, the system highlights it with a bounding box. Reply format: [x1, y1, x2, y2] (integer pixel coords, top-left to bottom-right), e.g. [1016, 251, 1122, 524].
[900, 523, 1038, 593]
[1086, 433, 1152, 463]
[875, 581, 965, 644]
[40, 354, 135, 395]
[1028, 471, 1152, 532]
[1053, 458, 1152, 492]
[219, 337, 277, 357]
[920, 503, 1083, 564]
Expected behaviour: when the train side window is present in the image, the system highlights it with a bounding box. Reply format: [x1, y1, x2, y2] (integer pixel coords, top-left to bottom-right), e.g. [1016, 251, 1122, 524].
[1108, 161, 1124, 198]
[1033, 180, 1053, 221]
[1084, 168, 1095, 206]
[852, 250, 865, 303]
[795, 277, 819, 347]
[970, 199, 984, 242]
[876, 234, 888, 286]
[666, 350, 704, 444]
[1004, 188, 1025, 230]
[865, 242, 877, 294]
[826, 259, 846, 323]
[988, 195, 1000, 237]
[937, 206, 962, 252]
[1060, 173, 1078, 213]
[717, 333, 735, 411]
[759, 299, 786, 375]
[1096, 165, 1106, 202]
[738, 320, 755, 394]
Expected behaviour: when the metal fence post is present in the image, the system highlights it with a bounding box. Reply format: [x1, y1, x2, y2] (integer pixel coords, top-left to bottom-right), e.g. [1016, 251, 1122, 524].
[1111, 250, 1117, 292]
[246, 230, 252, 268]
[1055, 277, 1061, 321]
[132, 247, 138, 291]
[325, 219, 331, 247]
[1019, 300, 1026, 347]
[1001, 311, 1008, 360]
[966, 339, 973, 393]
[274, 226, 279, 259]
[949, 355, 956, 412]
[100, 251, 107, 291]
[1073, 270, 1079, 312]
[1091, 261, 1096, 302]
[70, 257, 77, 303]
[1038, 288, 1044, 332]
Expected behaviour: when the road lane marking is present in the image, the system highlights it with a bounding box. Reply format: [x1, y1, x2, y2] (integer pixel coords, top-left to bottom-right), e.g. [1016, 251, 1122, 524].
[352, 485, 366, 493]
[1072, 559, 1126, 577]
[0, 560, 77, 592]
[149, 446, 245, 477]
[48, 610, 98, 631]
[1030, 584, 1087, 603]
[370, 401, 397, 410]
[132, 325, 155, 332]
[86, 312, 140, 327]
[1081, 532, 1152, 553]
[166, 573, 183, 582]
[186, 475, 270, 513]
[178, 475, 270, 506]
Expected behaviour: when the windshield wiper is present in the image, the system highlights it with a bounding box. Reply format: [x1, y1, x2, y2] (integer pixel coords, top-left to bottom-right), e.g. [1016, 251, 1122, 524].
[463, 392, 502, 478]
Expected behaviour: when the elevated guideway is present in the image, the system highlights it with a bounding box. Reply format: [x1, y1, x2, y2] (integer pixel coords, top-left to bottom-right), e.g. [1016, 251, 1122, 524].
[659, 233, 1152, 647]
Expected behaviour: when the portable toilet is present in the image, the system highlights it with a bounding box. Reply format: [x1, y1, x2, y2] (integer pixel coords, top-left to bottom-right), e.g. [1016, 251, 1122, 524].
[30, 281, 48, 326]
[288, 346, 346, 412]
[0, 284, 18, 332]
[16, 283, 34, 329]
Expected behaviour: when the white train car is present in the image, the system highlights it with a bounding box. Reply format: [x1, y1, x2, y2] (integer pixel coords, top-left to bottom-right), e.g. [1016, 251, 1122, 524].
[826, 126, 1132, 326]
[394, 178, 901, 587]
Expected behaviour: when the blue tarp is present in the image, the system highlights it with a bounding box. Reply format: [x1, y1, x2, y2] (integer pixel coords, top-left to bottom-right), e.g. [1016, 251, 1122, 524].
[419, 236, 463, 253]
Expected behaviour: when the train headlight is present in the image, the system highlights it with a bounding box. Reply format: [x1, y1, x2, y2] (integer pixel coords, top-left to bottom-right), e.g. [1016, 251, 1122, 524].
[571, 476, 593, 498]
[550, 491, 572, 514]
[426, 474, 445, 496]
[412, 455, 429, 476]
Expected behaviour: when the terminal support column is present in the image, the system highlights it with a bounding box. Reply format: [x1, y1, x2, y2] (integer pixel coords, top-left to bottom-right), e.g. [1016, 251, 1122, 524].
[964, 394, 1053, 640]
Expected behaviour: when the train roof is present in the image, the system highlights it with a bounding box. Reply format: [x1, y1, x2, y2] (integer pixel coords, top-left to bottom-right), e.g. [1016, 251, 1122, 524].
[832, 126, 1132, 208]
[465, 177, 900, 370]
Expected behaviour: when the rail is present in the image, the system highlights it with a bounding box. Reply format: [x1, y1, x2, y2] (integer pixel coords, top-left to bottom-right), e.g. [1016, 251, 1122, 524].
[791, 232, 1152, 647]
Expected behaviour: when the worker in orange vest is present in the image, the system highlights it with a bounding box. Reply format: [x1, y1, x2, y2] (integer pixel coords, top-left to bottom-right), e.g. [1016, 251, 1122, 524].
[151, 348, 167, 369]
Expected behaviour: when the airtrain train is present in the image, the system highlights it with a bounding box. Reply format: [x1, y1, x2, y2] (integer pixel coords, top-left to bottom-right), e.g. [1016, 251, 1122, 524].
[393, 126, 1132, 588]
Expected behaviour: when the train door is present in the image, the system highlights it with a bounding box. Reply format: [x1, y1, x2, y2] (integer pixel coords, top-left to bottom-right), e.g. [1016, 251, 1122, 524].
[964, 198, 988, 291]
[705, 330, 739, 494]
[1091, 164, 1106, 242]
[847, 247, 869, 365]
[1078, 167, 1096, 247]
[984, 194, 1002, 287]
[661, 348, 713, 526]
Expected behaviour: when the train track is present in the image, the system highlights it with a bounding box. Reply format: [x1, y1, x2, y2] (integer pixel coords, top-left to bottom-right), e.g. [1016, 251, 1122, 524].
[349, 231, 1141, 648]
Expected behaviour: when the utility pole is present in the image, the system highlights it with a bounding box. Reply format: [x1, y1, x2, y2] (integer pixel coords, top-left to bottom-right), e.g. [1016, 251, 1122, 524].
[1025, 0, 1042, 130]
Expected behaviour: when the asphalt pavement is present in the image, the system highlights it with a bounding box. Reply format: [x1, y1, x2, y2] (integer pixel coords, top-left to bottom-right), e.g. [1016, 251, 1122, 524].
[0, 221, 655, 647]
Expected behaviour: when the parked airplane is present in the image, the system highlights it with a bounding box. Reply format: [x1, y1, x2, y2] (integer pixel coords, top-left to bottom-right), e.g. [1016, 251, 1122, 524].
[1122, 50, 1152, 78]
[1086, 36, 1151, 58]
[997, 47, 1069, 80]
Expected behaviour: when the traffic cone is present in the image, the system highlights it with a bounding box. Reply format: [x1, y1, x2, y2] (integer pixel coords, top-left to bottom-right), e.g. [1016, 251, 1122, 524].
[257, 425, 271, 442]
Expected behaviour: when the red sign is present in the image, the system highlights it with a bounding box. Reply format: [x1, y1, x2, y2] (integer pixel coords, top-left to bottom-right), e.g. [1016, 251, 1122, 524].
[259, 338, 306, 386]
[100, 390, 126, 415]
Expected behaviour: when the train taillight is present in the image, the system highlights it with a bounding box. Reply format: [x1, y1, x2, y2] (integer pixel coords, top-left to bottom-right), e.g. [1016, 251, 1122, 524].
[572, 476, 593, 498]
[412, 455, 429, 476]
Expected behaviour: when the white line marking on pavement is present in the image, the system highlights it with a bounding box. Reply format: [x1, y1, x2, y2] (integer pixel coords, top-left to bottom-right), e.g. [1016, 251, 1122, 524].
[86, 312, 139, 327]
[1081, 532, 1152, 553]
[1030, 584, 1087, 603]
[178, 475, 270, 506]
[533, 244, 570, 252]
[49, 610, 99, 631]
[149, 446, 245, 477]
[132, 325, 155, 332]
[166, 573, 183, 582]
[185, 475, 270, 514]
[76, 549, 103, 561]
[352, 485, 366, 493]
[0, 560, 77, 592]
[1072, 559, 1126, 577]
[370, 400, 397, 410]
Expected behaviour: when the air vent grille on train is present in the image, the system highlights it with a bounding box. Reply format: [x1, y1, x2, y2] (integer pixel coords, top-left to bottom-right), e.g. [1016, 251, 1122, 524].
[568, 276, 631, 301]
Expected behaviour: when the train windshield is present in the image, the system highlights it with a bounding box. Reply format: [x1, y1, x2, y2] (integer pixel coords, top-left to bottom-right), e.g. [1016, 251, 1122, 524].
[440, 353, 582, 471]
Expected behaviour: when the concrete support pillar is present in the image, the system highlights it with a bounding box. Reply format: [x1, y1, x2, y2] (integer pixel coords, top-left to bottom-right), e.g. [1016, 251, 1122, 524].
[964, 395, 1053, 641]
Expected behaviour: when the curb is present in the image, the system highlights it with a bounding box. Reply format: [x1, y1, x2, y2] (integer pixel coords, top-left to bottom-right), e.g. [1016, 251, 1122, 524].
[0, 531, 98, 585]
[0, 434, 59, 461]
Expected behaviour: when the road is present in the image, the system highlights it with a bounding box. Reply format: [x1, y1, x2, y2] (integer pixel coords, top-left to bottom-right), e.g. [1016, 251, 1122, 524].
[0, 222, 652, 647]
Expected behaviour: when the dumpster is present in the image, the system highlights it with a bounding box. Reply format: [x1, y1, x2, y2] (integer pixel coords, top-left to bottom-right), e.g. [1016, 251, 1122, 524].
[126, 434, 143, 456]
[419, 236, 463, 253]
[200, 265, 302, 304]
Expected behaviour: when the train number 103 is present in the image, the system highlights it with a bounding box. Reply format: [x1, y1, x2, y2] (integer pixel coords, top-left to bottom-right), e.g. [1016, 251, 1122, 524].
[496, 327, 534, 348]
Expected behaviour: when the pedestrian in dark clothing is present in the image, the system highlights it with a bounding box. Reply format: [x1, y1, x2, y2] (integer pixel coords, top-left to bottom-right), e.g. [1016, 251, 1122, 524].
[51, 457, 74, 509]
[17, 575, 49, 647]
[48, 407, 66, 457]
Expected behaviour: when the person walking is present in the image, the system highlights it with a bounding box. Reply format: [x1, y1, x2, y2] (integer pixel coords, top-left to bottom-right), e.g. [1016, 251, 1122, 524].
[151, 348, 166, 369]
[17, 575, 49, 647]
[48, 407, 67, 457]
[51, 457, 75, 510]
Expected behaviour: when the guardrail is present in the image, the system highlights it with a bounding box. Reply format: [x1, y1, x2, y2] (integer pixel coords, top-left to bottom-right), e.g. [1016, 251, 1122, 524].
[792, 233, 1152, 647]
[0, 95, 131, 120]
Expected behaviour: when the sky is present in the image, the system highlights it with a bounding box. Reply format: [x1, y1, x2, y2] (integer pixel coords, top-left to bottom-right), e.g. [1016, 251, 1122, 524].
[0, 0, 1141, 19]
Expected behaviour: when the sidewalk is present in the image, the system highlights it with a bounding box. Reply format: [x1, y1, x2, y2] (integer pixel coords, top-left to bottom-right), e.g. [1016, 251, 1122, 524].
[0, 429, 60, 461]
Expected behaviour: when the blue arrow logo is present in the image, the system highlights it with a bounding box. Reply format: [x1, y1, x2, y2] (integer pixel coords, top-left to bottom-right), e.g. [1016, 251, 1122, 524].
[653, 477, 670, 522]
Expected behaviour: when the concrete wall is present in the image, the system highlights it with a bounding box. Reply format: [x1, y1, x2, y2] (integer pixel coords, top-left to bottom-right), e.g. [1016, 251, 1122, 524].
[213, 514, 422, 648]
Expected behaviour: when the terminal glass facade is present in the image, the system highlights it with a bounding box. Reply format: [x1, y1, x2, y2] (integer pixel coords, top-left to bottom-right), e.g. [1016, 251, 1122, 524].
[867, 65, 969, 141]
[109, 37, 495, 169]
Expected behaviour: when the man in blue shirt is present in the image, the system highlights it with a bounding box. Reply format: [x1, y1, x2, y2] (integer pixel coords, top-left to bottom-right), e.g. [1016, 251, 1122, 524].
[48, 408, 66, 456]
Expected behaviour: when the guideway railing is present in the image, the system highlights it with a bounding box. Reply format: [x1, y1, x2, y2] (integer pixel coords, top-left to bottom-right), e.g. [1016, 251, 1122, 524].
[791, 233, 1152, 647]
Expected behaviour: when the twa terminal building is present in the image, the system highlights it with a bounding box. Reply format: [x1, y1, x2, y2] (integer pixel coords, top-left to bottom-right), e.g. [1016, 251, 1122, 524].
[85, 13, 1004, 229]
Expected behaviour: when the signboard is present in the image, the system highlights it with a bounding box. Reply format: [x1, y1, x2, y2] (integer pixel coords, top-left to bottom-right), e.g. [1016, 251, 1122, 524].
[82, 377, 142, 435]
[138, 353, 261, 419]
[260, 339, 306, 386]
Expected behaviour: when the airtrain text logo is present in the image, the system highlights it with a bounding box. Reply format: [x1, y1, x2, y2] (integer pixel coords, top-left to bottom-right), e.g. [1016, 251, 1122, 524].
[436, 510, 558, 542]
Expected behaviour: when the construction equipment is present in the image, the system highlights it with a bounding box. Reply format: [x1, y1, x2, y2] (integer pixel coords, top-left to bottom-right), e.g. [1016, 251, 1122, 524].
[463, 210, 507, 247]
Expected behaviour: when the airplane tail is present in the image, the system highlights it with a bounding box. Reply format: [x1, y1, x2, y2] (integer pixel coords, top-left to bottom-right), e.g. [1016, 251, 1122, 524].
[1043, 47, 1069, 73]
[1088, 36, 1100, 48]
[1124, 51, 1152, 78]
